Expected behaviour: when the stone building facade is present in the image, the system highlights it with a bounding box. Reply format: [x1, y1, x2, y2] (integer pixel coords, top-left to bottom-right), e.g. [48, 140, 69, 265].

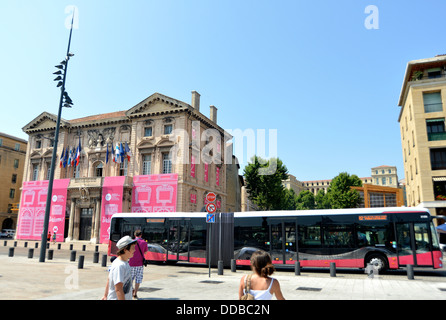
[17, 91, 241, 243]
[0, 132, 27, 231]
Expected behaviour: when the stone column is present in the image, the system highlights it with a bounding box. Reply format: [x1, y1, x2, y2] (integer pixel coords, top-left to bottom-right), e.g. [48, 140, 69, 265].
[66, 199, 75, 241]
[73, 205, 81, 241]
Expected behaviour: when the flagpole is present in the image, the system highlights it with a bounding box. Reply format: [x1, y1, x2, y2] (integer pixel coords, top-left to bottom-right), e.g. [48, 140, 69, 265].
[39, 9, 76, 262]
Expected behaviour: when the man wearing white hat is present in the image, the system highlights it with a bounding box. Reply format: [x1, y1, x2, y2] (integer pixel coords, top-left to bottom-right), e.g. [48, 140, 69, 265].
[106, 235, 137, 300]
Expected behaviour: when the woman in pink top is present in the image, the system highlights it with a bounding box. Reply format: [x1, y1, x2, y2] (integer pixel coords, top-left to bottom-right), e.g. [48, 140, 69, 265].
[238, 250, 285, 300]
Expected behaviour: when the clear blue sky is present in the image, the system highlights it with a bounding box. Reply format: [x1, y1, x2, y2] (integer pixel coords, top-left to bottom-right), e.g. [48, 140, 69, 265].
[0, 0, 444, 181]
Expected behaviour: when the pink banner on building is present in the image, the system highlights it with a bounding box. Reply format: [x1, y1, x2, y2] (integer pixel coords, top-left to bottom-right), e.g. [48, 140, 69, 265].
[132, 174, 178, 213]
[49, 179, 70, 242]
[100, 176, 126, 244]
[16, 179, 69, 242]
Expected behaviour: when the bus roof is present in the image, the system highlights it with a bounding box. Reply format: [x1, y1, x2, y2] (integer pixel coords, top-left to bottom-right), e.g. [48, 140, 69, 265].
[111, 207, 430, 219]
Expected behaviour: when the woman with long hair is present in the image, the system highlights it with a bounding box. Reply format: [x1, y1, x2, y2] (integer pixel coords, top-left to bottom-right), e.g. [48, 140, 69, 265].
[238, 250, 285, 300]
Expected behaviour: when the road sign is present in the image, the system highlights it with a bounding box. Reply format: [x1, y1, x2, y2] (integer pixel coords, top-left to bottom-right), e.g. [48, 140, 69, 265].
[206, 192, 216, 203]
[206, 213, 215, 223]
[206, 203, 217, 214]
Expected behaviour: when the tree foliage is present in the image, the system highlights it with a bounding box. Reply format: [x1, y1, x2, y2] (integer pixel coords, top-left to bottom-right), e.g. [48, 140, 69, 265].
[325, 172, 362, 209]
[296, 172, 363, 210]
[243, 156, 289, 210]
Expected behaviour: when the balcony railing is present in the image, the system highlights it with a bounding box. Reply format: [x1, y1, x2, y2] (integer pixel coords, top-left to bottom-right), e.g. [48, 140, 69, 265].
[428, 131, 446, 141]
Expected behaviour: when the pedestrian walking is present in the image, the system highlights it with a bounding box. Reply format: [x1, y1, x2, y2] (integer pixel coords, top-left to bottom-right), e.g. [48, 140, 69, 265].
[238, 250, 285, 300]
[52, 231, 56, 244]
[129, 229, 148, 299]
[103, 235, 137, 300]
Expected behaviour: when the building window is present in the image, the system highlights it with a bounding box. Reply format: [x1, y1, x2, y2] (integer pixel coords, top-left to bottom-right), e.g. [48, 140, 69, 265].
[427, 68, 442, 79]
[164, 124, 173, 135]
[382, 177, 386, 185]
[430, 148, 446, 170]
[46, 163, 52, 180]
[162, 153, 172, 174]
[95, 162, 103, 177]
[11, 174, 17, 183]
[32, 164, 39, 181]
[144, 127, 153, 137]
[73, 165, 80, 178]
[142, 154, 151, 175]
[9, 189, 15, 199]
[13, 159, 19, 169]
[119, 159, 128, 176]
[423, 92, 443, 113]
[427, 118, 446, 141]
[35, 140, 42, 149]
[14, 143, 20, 151]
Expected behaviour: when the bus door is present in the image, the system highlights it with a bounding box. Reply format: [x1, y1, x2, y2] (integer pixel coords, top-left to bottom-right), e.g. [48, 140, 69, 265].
[269, 220, 297, 265]
[396, 222, 433, 267]
[167, 219, 190, 262]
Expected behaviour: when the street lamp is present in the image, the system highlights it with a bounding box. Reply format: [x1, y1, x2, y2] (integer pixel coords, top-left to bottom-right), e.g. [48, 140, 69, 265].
[39, 11, 76, 262]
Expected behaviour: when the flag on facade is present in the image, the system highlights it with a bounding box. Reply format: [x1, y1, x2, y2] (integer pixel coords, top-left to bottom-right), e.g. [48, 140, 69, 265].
[63, 146, 69, 168]
[106, 144, 109, 164]
[60, 148, 65, 168]
[124, 142, 132, 161]
[71, 147, 76, 166]
[75, 136, 81, 166]
[112, 142, 116, 163]
[120, 143, 125, 163]
[115, 143, 121, 163]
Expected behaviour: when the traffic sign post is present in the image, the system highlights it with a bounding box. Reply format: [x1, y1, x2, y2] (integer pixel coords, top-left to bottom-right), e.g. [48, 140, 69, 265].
[205, 194, 217, 277]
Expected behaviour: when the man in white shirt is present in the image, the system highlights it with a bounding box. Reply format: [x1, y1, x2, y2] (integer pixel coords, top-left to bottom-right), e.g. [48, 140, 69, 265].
[105, 236, 137, 300]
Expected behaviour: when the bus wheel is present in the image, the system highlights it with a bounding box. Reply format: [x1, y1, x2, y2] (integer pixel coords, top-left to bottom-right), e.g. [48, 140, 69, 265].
[365, 254, 388, 273]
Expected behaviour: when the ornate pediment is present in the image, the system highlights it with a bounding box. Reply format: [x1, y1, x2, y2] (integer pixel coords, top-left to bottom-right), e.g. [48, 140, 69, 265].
[126, 93, 190, 118]
[22, 112, 70, 133]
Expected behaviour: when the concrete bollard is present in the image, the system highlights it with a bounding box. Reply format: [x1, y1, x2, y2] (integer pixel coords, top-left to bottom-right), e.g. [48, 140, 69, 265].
[78, 255, 84, 269]
[82, 244, 86, 251]
[8, 247, 14, 257]
[295, 261, 301, 275]
[101, 254, 108, 267]
[231, 259, 236, 272]
[70, 250, 76, 262]
[93, 251, 99, 263]
[24, 242, 28, 248]
[48, 249, 54, 260]
[218, 260, 224, 275]
[407, 264, 414, 280]
[35, 242, 39, 249]
[3, 241, 7, 246]
[28, 248, 34, 259]
[330, 262, 336, 277]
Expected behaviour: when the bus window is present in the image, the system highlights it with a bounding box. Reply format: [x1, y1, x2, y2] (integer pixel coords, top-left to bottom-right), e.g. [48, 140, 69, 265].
[414, 223, 431, 253]
[298, 225, 321, 248]
[323, 225, 354, 248]
[356, 224, 393, 248]
[234, 217, 269, 260]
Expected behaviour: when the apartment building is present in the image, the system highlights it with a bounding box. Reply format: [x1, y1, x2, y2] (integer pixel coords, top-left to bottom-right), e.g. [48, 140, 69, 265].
[0, 133, 27, 230]
[398, 54, 446, 217]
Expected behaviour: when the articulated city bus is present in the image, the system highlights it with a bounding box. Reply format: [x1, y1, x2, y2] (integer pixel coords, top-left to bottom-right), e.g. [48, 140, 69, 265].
[108, 207, 443, 272]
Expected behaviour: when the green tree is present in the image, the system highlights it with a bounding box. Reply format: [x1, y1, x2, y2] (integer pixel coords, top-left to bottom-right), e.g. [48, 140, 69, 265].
[295, 190, 315, 210]
[243, 156, 289, 210]
[326, 172, 362, 209]
[315, 189, 331, 209]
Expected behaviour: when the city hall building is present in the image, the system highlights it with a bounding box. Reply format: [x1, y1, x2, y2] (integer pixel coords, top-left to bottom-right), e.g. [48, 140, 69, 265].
[17, 91, 242, 244]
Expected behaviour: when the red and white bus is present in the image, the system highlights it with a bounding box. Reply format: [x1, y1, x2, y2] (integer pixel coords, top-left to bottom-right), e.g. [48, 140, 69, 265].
[109, 207, 443, 272]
